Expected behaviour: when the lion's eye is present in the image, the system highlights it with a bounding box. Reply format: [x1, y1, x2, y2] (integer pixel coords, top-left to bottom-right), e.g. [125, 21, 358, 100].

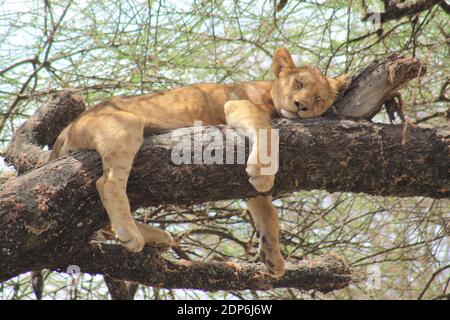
[314, 96, 322, 103]
[296, 80, 303, 89]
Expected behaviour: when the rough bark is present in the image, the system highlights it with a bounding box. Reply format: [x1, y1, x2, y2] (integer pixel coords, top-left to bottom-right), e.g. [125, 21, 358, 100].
[362, 0, 443, 23]
[333, 53, 425, 119]
[3, 91, 85, 175]
[1, 54, 442, 293]
[1, 116, 448, 281]
[62, 246, 351, 292]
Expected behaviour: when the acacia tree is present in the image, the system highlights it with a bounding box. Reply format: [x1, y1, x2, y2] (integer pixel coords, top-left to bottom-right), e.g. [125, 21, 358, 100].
[0, 1, 449, 300]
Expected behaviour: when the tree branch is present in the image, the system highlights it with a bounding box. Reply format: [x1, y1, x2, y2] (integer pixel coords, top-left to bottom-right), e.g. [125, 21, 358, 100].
[332, 53, 425, 118]
[60, 245, 352, 292]
[362, 0, 443, 23]
[440, 0, 450, 15]
[103, 275, 138, 300]
[1, 54, 441, 293]
[3, 90, 85, 174]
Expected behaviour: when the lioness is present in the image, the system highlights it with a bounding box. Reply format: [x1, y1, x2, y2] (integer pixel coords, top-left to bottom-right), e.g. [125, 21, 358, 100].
[50, 48, 348, 277]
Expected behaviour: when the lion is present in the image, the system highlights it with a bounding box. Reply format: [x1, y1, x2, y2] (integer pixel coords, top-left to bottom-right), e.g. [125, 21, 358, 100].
[49, 48, 348, 277]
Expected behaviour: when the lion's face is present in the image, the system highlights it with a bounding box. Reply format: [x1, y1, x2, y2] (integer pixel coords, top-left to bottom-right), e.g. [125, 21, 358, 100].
[271, 48, 349, 119]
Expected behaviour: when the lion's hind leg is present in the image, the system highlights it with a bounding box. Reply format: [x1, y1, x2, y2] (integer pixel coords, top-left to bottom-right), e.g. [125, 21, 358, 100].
[84, 111, 146, 252]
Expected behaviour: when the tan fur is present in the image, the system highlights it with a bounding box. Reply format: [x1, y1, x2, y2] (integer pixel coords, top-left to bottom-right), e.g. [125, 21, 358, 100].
[49, 48, 348, 277]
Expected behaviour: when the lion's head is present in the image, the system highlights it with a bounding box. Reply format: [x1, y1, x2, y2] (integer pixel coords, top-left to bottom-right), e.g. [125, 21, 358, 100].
[271, 48, 349, 119]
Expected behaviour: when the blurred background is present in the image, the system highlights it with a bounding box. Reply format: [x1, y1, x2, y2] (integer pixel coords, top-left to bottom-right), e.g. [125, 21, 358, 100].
[0, 0, 448, 299]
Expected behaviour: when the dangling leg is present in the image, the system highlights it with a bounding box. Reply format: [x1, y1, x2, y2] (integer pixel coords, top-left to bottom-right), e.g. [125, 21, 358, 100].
[224, 100, 283, 276]
[93, 114, 145, 252]
[88, 111, 175, 252]
[247, 196, 285, 277]
[224, 100, 279, 192]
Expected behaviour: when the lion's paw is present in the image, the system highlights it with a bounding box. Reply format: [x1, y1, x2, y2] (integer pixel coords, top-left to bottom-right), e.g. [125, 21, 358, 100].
[259, 238, 285, 278]
[115, 225, 145, 253]
[249, 175, 275, 193]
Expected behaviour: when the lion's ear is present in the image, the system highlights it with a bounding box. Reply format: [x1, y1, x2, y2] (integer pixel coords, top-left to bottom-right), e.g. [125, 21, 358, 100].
[328, 74, 350, 95]
[272, 48, 296, 78]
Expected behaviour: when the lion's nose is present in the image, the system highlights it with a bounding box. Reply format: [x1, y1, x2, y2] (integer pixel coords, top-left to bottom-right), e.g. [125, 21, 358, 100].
[295, 100, 308, 111]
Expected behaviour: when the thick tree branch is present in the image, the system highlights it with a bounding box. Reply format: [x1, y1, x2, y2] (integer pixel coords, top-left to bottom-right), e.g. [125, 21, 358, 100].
[3, 91, 85, 174]
[59, 245, 352, 292]
[332, 53, 425, 118]
[1, 117, 447, 284]
[362, 0, 443, 23]
[1, 54, 441, 293]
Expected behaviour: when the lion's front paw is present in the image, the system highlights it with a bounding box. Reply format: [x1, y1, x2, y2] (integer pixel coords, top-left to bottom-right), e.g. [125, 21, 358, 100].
[246, 159, 276, 192]
[115, 225, 145, 253]
[259, 238, 285, 278]
[249, 174, 275, 193]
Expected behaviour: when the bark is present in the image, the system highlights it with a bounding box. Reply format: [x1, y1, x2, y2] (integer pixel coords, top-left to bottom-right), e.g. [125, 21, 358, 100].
[3, 91, 85, 175]
[333, 53, 425, 119]
[275, 0, 288, 12]
[1, 116, 448, 282]
[362, 0, 443, 23]
[62, 246, 351, 292]
[103, 275, 138, 300]
[440, 1, 450, 15]
[1, 54, 442, 293]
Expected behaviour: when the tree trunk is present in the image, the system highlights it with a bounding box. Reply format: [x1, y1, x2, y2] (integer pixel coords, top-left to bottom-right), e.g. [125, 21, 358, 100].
[1, 54, 441, 293]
